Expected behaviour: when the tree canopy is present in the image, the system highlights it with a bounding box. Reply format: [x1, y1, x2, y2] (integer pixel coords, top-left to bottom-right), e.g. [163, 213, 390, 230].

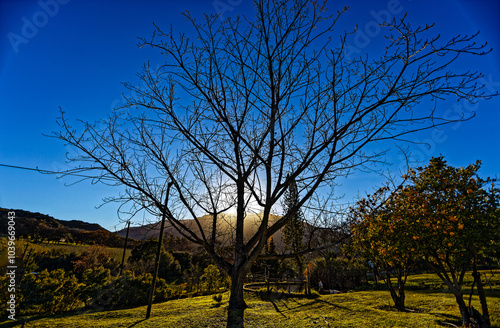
[349, 185, 417, 311]
[351, 156, 499, 326]
[53, 1, 497, 326]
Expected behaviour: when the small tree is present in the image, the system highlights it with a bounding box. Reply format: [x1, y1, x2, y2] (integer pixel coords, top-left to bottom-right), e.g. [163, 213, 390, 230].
[354, 157, 499, 326]
[349, 186, 416, 311]
[81, 266, 112, 307]
[282, 177, 306, 278]
[128, 239, 181, 279]
[202, 264, 223, 293]
[264, 236, 280, 279]
[396, 157, 499, 327]
[266, 236, 278, 256]
[72, 244, 117, 276]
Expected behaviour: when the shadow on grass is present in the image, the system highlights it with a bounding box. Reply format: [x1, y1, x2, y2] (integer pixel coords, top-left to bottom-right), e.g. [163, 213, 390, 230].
[0, 303, 149, 328]
[0, 311, 78, 328]
[374, 304, 429, 313]
[127, 318, 147, 327]
[407, 284, 500, 300]
[263, 294, 351, 317]
[311, 297, 351, 311]
[0, 318, 24, 327]
[432, 313, 462, 327]
[269, 299, 288, 318]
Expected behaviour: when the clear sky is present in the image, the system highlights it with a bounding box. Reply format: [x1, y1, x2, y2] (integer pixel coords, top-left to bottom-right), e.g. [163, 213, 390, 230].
[1, 0, 499, 232]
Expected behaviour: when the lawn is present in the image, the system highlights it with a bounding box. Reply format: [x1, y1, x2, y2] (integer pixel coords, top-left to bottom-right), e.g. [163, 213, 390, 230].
[2, 271, 499, 327]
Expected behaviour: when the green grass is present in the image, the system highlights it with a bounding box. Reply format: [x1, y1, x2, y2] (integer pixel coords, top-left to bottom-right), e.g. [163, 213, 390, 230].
[39, 242, 131, 262]
[0, 238, 131, 263]
[2, 271, 499, 327]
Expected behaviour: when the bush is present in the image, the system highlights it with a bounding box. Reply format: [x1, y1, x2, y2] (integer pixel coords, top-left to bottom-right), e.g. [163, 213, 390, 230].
[87, 272, 176, 308]
[172, 251, 192, 272]
[105, 272, 151, 307]
[20, 269, 81, 315]
[81, 266, 112, 307]
[34, 249, 79, 272]
[202, 264, 223, 293]
[212, 293, 223, 307]
[128, 240, 182, 280]
[310, 255, 367, 290]
[72, 244, 118, 276]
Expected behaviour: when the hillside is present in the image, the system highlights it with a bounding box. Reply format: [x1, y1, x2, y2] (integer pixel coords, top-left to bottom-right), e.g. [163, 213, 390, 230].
[0, 208, 127, 247]
[114, 212, 339, 253]
[0, 208, 104, 231]
[115, 213, 294, 251]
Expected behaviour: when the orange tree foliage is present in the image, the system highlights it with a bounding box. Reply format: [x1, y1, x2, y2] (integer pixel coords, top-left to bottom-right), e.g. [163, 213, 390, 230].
[397, 156, 499, 327]
[351, 156, 499, 326]
[349, 185, 417, 311]
[401, 157, 498, 264]
[350, 156, 499, 321]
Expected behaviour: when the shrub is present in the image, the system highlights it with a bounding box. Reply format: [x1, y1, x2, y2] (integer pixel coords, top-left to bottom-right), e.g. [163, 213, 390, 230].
[20, 269, 81, 315]
[310, 255, 367, 290]
[128, 240, 182, 280]
[72, 244, 118, 276]
[34, 249, 79, 272]
[212, 293, 223, 307]
[80, 266, 112, 307]
[202, 264, 223, 293]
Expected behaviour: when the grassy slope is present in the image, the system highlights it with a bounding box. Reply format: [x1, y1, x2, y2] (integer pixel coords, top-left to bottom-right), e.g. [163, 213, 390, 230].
[2, 272, 499, 328]
[39, 242, 131, 262]
[0, 238, 131, 263]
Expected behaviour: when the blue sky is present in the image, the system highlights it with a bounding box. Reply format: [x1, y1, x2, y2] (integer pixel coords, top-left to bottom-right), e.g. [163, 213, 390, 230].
[0, 0, 499, 231]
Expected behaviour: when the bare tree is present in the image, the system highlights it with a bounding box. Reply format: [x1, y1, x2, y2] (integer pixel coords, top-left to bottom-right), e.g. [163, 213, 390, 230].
[53, 1, 496, 327]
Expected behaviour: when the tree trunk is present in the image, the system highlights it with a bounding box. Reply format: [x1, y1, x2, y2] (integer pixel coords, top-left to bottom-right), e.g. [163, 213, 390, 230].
[384, 271, 406, 312]
[393, 294, 405, 312]
[119, 220, 130, 276]
[455, 293, 472, 328]
[296, 256, 304, 278]
[373, 265, 379, 286]
[396, 280, 406, 312]
[473, 260, 491, 328]
[146, 187, 171, 320]
[227, 271, 247, 328]
[388, 286, 406, 312]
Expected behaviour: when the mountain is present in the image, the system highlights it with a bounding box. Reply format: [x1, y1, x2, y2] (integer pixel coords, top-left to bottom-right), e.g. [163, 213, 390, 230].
[115, 213, 304, 252]
[0, 208, 128, 247]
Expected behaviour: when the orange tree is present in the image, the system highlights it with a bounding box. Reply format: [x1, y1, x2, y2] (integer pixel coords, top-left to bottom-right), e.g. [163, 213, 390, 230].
[400, 156, 499, 327]
[349, 185, 418, 311]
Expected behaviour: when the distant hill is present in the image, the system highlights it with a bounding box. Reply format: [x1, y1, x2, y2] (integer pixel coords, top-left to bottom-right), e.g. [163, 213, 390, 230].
[0, 208, 129, 247]
[0, 208, 335, 252]
[115, 213, 321, 252]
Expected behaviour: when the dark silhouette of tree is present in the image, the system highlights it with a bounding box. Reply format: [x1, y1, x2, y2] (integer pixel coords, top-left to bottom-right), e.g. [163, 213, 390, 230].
[266, 236, 278, 256]
[349, 185, 416, 311]
[53, 1, 497, 326]
[282, 176, 305, 278]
